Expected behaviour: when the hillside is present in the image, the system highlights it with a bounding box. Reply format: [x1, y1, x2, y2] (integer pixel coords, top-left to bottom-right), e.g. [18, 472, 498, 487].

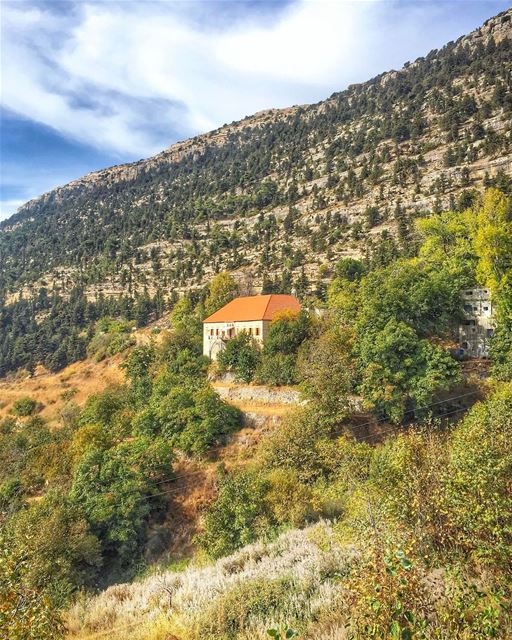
[1, 9, 511, 378]
[1, 9, 511, 304]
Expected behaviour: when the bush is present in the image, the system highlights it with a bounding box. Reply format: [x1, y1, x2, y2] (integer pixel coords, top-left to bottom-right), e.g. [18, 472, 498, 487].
[132, 382, 242, 455]
[11, 396, 39, 417]
[86, 317, 135, 361]
[5, 490, 101, 606]
[193, 576, 298, 640]
[217, 332, 261, 382]
[443, 384, 512, 570]
[490, 321, 512, 381]
[199, 470, 274, 558]
[259, 408, 333, 483]
[256, 352, 297, 386]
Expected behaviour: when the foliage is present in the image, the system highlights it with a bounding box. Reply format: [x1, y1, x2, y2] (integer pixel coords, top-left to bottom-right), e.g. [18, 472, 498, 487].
[473, 188, 512, 318]
[254, 311, 311, 386]
[86, 317, 135, 361]
[132, 380, 242, 455]
[5, 490, 101, 606]
[345, 543, 431, 640]
[255, 352, 297, 386]
[217, 331, 261, 383]
[334, 257, 366, 282]
[122, 345, 156, 407]
[490, 321, 512, 381]
[204, 271, 239, 317]
[0, 530, 65, 640]
[199, 470, 274, 558]
[70, 437, 174, 563]
[297, 325, 356, 422]
[11, 396, 39, 417]
[443, 384, 512, 569]
[358, 319, 461, 422]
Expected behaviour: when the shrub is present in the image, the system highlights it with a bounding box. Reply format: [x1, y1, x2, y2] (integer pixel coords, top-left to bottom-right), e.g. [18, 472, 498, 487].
[0, 529, 65, 640]
[490, 321, 512, 381]
[256, 352, 297, 386]
[11, 396, 39, 417]
[132, 382, 242, 455]
[5, 490, 101, 606]
[199, 470, 274, 558]
[345, 542, 432, 640]
[217, 332, 261, 382]
[259, 408, 333, 483]
[443, 384, 512, 570]
[193, 576, 298, 640]
[86, 317, 135, 361]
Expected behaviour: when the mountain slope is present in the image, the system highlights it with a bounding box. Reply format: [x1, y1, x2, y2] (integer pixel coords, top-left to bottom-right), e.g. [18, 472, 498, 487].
[0, 9, 511, 379]
[1, 9, 511, 304]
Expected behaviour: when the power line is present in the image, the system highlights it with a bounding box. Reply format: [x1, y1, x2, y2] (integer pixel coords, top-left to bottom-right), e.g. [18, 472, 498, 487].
[134, 403, 473, 506]
[64, 403, 474, 640]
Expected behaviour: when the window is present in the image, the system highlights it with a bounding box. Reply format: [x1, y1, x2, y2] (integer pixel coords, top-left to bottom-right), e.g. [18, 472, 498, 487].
[248, 328, 253, 336]
[483, 306, 488, 311]
[255, 327, 260, 336]
[216, 329, 219, 336]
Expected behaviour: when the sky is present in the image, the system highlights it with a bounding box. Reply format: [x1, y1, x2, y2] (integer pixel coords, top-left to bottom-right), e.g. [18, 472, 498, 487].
[1, 0, 510, 221]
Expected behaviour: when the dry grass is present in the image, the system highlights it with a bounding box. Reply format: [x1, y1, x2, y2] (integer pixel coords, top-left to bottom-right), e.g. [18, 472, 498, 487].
[0, 357, 125, 428]
[0, 322, 171, 428]
[66, 522, 357, 640]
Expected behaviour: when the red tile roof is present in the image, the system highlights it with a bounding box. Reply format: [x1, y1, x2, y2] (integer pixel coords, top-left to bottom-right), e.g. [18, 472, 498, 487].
[204, 294, 300, 323]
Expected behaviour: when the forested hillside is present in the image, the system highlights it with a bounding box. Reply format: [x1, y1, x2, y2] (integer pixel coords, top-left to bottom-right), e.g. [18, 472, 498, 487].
[2, 186, 512, 639]
[0, 9, 511, 376]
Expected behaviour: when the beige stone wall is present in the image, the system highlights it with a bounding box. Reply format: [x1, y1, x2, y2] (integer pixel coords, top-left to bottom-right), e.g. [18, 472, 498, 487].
[203, 320, 269, 359]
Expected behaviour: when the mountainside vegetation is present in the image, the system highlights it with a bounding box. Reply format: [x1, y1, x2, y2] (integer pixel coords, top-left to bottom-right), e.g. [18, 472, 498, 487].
[1, 186, 511, 639]
[1, 9, 511, 376]
[1, 9, 512, 640]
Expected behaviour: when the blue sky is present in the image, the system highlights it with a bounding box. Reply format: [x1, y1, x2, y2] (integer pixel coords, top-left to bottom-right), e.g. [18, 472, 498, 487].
[1, 0, 510, 221]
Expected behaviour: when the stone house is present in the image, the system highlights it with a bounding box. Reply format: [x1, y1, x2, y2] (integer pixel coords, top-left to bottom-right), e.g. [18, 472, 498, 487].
[203, 294, 301, 360]
[458, 287, 495, 358]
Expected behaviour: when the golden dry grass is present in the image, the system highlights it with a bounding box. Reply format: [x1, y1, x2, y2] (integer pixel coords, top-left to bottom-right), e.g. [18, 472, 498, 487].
[0, 356, 125, 429]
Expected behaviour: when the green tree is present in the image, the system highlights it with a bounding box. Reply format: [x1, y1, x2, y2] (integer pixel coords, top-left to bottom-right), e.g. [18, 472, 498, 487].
[297, 326, 356, 422]
[358, 320, 461, 422]
[70, 438, 173, 562]
[204, 272, 239, 317]
[122, 345, 156, 407]
[217, 332, 261, 383]
[199, 470, 273, 558]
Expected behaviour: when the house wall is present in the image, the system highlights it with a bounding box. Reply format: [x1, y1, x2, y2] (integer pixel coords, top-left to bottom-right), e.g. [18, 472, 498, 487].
[458, 287, 495, 358]
[203, 320, 269, 359]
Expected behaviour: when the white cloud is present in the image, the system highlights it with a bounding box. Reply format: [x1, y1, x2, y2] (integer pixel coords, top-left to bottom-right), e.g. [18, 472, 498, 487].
[0, 198, 26, 221]
[1, 0, 508, 158]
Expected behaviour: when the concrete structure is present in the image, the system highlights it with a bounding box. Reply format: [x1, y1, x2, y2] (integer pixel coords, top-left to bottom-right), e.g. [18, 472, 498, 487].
[458, 287, 495, 358]
[203, 294, 301, 360]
